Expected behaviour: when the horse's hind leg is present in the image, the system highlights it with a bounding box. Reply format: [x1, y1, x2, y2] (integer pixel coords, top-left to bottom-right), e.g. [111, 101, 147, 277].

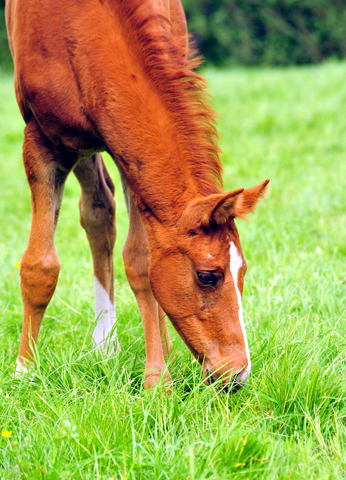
[121, 177, 172, 389]
[73, 154, 118, 353]
[17, 122, 71, 371]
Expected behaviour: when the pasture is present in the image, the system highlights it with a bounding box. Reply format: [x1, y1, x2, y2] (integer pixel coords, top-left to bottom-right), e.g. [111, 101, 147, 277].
[0, 61, 346, 479]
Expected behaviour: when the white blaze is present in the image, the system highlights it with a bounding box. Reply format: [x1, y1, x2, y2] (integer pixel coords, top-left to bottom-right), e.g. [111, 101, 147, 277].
[229, 241, 251, 381]
[93, 277, 119, 353]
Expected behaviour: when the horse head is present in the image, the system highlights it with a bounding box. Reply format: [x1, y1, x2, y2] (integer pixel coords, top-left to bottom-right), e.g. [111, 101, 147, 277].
[148, 179, 269, 391]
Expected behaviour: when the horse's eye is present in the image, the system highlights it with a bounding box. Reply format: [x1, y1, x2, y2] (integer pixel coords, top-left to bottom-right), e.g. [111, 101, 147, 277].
[196, 271, 219, 286]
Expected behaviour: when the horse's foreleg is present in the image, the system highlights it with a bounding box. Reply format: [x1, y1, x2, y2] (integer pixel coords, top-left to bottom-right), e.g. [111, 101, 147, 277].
[121, 178, 172, 390]
[73, 154, 117, 353]
[17, 122, 70, 371]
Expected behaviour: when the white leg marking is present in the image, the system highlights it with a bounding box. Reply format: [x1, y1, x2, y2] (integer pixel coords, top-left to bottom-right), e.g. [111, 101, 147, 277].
[93, 277, 119, 353]
[16, 357, 28, 374]
[15, 358, 36, 383]
[230, 241, 251, 382]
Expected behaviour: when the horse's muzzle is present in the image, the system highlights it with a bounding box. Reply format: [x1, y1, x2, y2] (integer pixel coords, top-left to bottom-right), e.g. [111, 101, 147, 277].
[206, 369, 244, 394]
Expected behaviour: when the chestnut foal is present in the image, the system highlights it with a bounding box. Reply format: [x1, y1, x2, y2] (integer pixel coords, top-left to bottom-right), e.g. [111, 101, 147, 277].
[6, 0, 269, 391]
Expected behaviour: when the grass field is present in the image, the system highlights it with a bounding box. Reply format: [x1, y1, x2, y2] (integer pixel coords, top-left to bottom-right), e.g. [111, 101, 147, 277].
[0, 61, 346, 479]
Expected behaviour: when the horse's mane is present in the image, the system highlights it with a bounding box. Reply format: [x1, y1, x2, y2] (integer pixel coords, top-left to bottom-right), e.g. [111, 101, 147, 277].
[116, 0, 223, 194]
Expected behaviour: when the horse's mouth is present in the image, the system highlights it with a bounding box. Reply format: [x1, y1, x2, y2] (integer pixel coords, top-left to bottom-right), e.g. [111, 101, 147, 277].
[205, 369, 243, 394]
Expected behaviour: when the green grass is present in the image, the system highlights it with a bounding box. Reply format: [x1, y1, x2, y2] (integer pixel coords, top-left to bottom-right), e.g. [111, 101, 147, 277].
[1, 61, 346, 479]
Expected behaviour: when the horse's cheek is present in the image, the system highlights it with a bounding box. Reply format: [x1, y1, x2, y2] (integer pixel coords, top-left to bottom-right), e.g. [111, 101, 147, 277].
[149, 253, 195, 320]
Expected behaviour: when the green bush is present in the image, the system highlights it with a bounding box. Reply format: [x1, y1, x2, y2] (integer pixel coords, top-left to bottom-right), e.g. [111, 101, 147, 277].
[182, 0, 346, 65]
[0, 6, 12, 71]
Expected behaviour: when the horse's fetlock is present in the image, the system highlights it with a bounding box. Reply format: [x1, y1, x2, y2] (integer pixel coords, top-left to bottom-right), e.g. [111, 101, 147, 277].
[144, 365, 172, 391]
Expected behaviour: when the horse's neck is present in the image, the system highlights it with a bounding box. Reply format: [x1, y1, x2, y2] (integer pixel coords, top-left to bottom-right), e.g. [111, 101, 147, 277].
[104, 98, 203, 223]
[91, 0, 219, 224]
[101, 79, 217, 227]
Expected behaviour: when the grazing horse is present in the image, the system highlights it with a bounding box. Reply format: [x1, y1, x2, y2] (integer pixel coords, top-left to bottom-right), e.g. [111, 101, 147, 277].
[6, 0, 269, 391]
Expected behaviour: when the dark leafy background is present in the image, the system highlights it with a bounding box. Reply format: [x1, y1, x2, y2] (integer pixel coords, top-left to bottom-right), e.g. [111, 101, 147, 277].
[183, 0, 346, 65]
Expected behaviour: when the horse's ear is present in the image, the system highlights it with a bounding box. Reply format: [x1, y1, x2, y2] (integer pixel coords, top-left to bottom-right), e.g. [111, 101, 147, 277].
[179, 179, 270, 231]
[210, 179, 269, 223]
[233, 179, 270, 219]
[179, 189, 243, 231]
[210, 188, 244, 225]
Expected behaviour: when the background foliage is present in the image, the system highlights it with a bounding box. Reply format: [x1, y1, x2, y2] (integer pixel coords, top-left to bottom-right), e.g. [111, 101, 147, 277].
[0, 0, 12, 70]
[182, 0, 346, 65]
[1, 0, 346, 68]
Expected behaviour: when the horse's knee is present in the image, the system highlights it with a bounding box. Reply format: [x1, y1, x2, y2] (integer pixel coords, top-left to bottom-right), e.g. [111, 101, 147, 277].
[20, 249, 60, 308]
[122, 243, 150, 294]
